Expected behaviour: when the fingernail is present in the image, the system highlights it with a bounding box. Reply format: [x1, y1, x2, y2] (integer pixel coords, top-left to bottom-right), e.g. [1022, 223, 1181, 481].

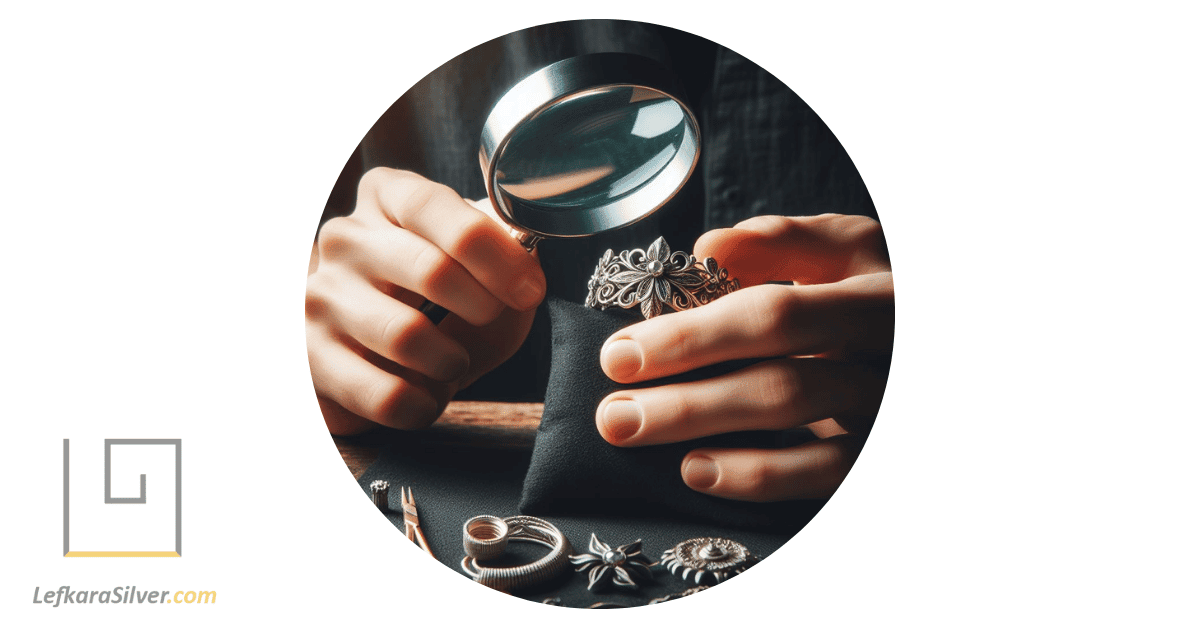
[600, 339, 643, 380]
[683, 456, 720, 489]
[513, 275, 544, 310]
[599, 399, 642, 443]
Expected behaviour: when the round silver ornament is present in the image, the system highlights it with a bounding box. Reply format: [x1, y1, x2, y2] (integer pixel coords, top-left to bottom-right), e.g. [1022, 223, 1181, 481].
[660, 537, 758, 585]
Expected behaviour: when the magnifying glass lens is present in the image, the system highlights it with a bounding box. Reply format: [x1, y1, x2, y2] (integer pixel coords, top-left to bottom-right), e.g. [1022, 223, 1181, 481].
[496, 86, 689, 212]
[420, 54, 699, 322]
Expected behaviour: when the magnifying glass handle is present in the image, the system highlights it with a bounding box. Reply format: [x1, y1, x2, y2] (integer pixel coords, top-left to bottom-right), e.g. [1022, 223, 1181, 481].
[418, 232, 543, 324]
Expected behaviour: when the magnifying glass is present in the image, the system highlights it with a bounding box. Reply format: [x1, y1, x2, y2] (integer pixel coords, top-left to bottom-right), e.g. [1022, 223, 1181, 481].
[419, 53, 701, 323]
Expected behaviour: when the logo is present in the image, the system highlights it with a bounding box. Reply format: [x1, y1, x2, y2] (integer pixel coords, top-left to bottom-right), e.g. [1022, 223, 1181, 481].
[62, 439, 182, 557]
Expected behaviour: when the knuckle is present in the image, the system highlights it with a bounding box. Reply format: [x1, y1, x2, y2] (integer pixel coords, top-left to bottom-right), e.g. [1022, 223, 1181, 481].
[378, 307, 421, 354]
[657, 322, 699, 362]
[471, 298, 506, 326]
[736, 214, 793, 237]
[738, 460, 777, 497]
[361, 168, 442, 220]
[359, 377, 404, 425]
[838, 215, 886, 250]
[443, 215, 495, 261]
[658, 387, 695, 432]
[744, 284, 802, 342]
[811, 442, 856, 486]
[756, 362, 804, 420]
[427, 182, 461, 204]
[304, 272, 338, 320]
[357, 167, 405, 199]
[405, 181, 457, 225]
[356, 167, 385, 197]
[358, 378, 434, 429]
[395, 178, 439, 217]
[358, 166, 393, 188]
[356, 167, 392, 204]
[411, 243, 457, 297]
[315, 217, 357, 260]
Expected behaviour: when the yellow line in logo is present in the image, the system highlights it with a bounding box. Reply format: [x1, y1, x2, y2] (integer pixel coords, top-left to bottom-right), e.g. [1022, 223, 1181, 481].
[64, 551, 181, 557]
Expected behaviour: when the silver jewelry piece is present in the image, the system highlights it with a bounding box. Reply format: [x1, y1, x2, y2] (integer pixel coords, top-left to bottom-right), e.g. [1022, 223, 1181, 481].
[568, 533, 656, 591]
[369, 480, 389, 511]
[460, 515, 573, 592]
[462, 515, 509, 561]
[660, 537, 758, 585]
[585, 236, 740, 319]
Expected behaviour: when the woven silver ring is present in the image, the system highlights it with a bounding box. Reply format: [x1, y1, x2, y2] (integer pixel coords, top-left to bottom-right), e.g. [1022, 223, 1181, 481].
[460, 515, 572, 592]
[585, 236, 739, 319]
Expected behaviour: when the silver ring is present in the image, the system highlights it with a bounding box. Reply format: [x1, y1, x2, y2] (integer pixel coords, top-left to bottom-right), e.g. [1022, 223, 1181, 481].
[460, 515, 572, 592]
[462, 515, 509, 561]
[585, 236, 740, 319]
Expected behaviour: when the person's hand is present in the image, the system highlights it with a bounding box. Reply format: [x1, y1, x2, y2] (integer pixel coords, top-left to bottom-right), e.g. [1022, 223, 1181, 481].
[307, 168, 545, 435]
[595, 214, 892, 501]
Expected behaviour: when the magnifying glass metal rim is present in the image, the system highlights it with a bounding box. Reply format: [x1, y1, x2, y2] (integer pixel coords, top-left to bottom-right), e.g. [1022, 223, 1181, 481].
[478, 52, 702, 243]
[422, 53, 701, 324]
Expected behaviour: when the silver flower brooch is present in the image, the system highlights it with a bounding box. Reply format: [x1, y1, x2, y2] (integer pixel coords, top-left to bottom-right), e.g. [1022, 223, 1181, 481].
[568, 533, 656, 590]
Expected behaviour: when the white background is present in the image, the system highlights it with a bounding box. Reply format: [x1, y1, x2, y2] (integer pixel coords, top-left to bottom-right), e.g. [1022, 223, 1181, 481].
[2, 1, 1197, 626]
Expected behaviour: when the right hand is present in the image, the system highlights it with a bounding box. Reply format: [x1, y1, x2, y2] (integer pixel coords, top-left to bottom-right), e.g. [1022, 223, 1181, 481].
[306, 167, 546, 435]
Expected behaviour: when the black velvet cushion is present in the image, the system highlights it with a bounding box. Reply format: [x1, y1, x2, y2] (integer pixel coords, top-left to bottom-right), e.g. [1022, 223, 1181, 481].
[518, 296, 826, 532]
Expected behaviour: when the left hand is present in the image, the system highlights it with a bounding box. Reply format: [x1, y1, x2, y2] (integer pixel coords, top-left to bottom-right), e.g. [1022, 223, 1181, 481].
[595, 214, 893, 501]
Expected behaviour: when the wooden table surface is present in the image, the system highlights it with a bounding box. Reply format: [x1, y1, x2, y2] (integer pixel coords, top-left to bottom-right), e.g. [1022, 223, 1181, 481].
[333, 401, 544, 479]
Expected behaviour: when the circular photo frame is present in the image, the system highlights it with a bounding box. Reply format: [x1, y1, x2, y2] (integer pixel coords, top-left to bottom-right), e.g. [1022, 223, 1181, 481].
[306, 18, 892, 609]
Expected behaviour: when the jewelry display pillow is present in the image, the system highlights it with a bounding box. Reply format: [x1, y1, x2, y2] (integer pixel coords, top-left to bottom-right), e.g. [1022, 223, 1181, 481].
[518, 296, 825, 532]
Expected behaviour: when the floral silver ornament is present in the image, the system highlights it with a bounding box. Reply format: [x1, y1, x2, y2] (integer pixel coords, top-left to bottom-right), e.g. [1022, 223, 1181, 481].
[585, 236, 739, 319]
[660, 537, 758, 585]
[568, 533, 656, 591]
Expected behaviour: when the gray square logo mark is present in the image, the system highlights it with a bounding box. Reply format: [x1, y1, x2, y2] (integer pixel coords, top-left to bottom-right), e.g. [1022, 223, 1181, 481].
[62, 439, 182, 557]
